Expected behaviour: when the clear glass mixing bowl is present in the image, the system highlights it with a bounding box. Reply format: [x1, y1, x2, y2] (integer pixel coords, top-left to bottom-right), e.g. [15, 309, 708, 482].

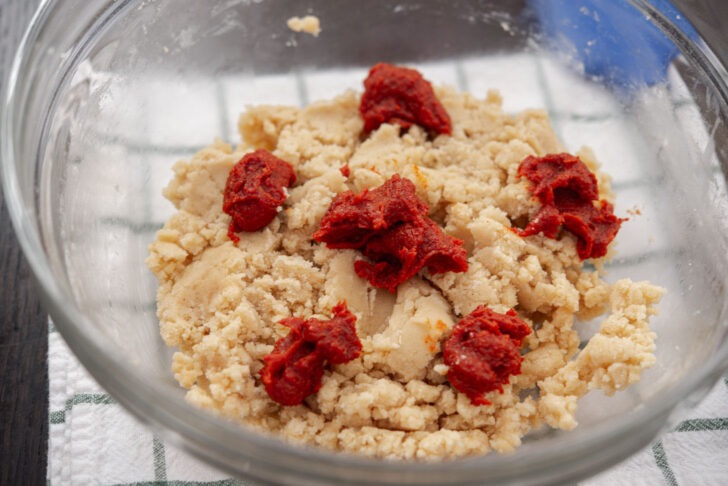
[3, 0, 728, 484]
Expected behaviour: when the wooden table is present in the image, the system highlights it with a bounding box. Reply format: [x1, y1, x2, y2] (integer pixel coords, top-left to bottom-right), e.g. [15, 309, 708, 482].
[1, 2, 46, 484]
[0, 1, 726, 485]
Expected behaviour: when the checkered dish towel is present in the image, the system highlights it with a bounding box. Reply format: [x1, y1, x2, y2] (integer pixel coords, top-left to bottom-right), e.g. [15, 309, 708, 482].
[49, 326, 727, 485]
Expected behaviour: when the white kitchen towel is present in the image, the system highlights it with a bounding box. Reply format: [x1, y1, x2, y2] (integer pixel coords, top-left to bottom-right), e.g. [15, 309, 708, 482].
[48, 324, 727, 486]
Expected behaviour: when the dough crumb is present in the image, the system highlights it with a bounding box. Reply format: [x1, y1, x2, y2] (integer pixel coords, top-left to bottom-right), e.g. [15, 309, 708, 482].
[287, 15, 321, 37]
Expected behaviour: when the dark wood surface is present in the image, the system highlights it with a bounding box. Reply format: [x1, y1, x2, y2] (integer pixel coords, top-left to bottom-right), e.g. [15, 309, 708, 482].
[0, 1, 725, 485]
[1, 2, 46, 485]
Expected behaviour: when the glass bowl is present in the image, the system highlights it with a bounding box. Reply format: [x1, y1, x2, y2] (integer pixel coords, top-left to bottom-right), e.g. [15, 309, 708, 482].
[3, 0, 728, 484]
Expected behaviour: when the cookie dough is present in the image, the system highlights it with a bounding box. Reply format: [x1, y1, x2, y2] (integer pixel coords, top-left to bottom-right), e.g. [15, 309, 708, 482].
[147, 85, 663, 459]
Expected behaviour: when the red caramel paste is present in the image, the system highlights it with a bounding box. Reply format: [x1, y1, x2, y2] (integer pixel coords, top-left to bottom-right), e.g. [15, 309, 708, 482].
[516, 153, 623, 259]
[260, 302, 361, 406]
[443, 306, 531, 406]
[223, 149, 296, 242]
[360, 63, 452, 136]
[313, 175, 468, 292]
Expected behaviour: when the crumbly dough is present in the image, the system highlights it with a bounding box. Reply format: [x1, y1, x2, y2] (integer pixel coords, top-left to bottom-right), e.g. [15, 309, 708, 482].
[286, 15, 321, 37]
[147, 86, 664, 459]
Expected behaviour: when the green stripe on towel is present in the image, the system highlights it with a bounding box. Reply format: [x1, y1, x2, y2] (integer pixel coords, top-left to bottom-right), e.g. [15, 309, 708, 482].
[674, 417, 728, 432]
[652, 440, 678, 486]
[49, 393, 115, 425]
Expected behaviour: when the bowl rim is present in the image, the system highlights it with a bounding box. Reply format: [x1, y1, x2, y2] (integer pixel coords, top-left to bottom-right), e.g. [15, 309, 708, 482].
[2, 0, 728, 483]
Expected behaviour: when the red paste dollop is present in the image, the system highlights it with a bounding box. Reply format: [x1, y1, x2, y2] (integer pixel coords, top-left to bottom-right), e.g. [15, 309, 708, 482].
[313, 175, 468, 292]
[260, 302, 361, 406]
[443, 306, 531, 406]
[516, 153, 624, 260]
[360, 63, 452, 136]
[222, 149, 296, 242]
